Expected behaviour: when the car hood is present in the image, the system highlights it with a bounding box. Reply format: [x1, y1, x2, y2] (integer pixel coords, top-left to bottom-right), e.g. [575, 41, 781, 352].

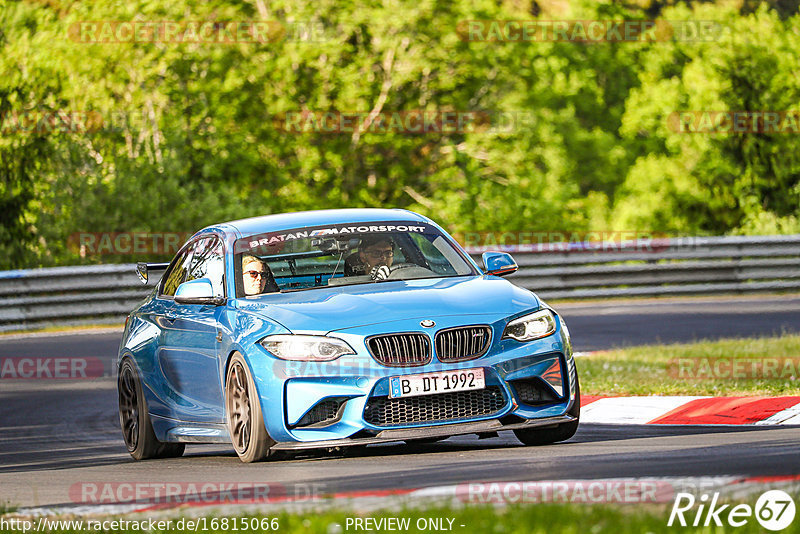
[235, 276, 539, 333]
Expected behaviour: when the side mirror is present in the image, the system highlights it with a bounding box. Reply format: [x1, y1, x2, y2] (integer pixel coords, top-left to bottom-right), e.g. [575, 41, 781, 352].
[482, 252, 518, 277]
[174, 278, 224, 305]
[136, 262, 169, 285]
[136, 262, 148, 284]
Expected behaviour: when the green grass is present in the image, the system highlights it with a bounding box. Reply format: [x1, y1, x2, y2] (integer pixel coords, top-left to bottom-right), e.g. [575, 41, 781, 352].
[1, 502, 790, 533]
[0, 502, 17, 515]
[263, 504, 786, 534]
[580, 334, 800, 396]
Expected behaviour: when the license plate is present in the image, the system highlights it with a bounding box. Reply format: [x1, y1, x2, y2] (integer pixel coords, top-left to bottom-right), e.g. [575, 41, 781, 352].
[389, 368, 485, 399]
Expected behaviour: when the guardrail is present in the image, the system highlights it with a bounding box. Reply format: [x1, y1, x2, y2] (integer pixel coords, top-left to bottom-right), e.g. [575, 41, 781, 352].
[1, 234, 798, 332]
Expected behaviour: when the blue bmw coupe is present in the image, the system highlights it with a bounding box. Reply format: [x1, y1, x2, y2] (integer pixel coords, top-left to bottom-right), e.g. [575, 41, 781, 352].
[118, 208, 580, 462]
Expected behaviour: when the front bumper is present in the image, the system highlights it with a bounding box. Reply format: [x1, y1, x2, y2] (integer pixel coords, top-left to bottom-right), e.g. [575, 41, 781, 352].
[248, 311, 578, 445]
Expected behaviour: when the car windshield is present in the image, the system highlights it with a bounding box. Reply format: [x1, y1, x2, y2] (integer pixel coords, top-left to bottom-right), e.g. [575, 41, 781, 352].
[234, 221, 477, 295]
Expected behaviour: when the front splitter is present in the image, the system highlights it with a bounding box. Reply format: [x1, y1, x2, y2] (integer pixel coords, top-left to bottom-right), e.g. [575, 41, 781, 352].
[272, 414, 576, 450]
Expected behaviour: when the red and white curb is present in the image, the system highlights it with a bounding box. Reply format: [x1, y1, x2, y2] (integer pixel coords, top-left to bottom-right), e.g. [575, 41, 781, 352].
[580, 396, 800, 425]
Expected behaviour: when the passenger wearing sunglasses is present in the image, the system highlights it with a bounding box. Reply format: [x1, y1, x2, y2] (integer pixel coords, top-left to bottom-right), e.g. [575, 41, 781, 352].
[242, 255, 279, 295]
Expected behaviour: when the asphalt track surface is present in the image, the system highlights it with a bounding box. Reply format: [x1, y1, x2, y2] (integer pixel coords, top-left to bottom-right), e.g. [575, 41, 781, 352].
[1, 296, 799, 509]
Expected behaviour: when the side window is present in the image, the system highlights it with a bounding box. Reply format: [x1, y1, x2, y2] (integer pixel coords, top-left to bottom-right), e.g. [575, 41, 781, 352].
[187, 238, 225, 297]
[160, 245, 194, 297]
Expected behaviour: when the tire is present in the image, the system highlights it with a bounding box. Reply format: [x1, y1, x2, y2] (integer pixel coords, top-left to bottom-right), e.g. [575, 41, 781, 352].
[513, 377, 580, 446]
[118, 359, 185, 460]
[225, 352, 275, 463]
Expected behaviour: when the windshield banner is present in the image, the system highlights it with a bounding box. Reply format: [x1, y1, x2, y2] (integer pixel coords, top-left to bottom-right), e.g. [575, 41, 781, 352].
[236, 221, 431, 253]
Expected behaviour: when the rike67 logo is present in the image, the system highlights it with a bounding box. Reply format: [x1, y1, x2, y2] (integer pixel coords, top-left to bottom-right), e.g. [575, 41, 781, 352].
[668, 490, 796, 531]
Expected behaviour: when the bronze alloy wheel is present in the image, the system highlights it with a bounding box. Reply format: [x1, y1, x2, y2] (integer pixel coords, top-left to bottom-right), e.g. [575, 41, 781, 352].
[225, 352, 274, 462]
[226, 360, 252, 453]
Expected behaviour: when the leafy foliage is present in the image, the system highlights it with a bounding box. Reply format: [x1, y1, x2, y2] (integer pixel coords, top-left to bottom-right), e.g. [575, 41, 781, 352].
[1, 0, 799, 268]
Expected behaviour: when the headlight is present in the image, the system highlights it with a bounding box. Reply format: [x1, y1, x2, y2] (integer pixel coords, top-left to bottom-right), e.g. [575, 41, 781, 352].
[502, 309, 557, 342]
[259, 335, 355, 361]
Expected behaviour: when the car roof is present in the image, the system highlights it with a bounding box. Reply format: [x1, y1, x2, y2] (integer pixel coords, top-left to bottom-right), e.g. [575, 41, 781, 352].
[213, 208, 430, 238]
